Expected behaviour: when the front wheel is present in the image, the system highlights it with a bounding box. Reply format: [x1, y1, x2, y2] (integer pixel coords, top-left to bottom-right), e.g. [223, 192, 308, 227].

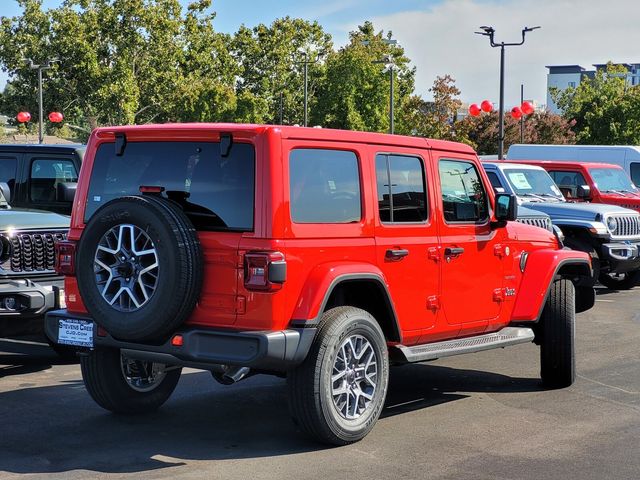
[598, 270, 640, 290]
[287, 306, 389, 445]
[80, 348, 182, 413]
[539, 279, 576, 388]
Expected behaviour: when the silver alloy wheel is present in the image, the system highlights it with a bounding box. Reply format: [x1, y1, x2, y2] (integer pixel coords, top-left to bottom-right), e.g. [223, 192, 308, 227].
[331, 334, 378, 420]
[120, 353, 168, 393]
[94, 224, 159, 312]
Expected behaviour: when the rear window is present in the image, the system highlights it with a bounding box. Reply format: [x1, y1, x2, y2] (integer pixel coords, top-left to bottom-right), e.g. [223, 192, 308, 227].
[86, 141, 255, 231]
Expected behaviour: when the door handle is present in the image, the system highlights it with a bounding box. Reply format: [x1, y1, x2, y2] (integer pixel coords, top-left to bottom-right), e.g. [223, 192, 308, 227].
[386, 249, 409, 261]
[444, 247, 464, 257]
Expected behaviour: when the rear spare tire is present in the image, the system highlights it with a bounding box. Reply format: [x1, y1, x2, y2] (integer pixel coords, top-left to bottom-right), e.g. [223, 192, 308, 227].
[76, 195, 203, 342]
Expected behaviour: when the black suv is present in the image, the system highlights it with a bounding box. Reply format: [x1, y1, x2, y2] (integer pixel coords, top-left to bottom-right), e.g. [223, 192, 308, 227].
[0, 144, 83, 345]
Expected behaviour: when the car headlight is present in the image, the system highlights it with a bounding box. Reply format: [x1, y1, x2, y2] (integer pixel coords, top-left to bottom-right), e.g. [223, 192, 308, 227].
[606, 216, 618, 233]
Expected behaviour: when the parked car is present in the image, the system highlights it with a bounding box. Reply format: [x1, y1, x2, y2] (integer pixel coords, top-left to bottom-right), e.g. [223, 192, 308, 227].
[483, 160, 640, 290]
[46, 124, 592, 445]
[0, 144, 83, 351]
[505, 160, 640, 211]
[507, 144, 640, 187]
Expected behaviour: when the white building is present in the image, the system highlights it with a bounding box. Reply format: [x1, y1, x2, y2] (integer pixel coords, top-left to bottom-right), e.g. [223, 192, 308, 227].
[546, 63, 640, 114]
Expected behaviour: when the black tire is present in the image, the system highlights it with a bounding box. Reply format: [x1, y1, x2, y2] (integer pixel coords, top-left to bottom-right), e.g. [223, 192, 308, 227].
[80, 347, 182, 414]
[598, 270, 640, 290]
[539, 279, 576, 388]
[563, 237, 600, 286]
[75, 195, 203, 342]
[287, 306, 389, 445]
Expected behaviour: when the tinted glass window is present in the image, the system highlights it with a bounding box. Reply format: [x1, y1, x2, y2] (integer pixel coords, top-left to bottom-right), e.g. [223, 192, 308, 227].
[87, 142, 255, 231]
[0, 157, 17, 200]
[485, 171, 505, 193]
[289, 149, 361, 223]
[439, 159, 488, 223]
[30, 158, 78, 203]
[550, 170, 586, 187]
[631, 163, 640, 186]
[590, 167, 638, 192]
[376, 154, 427, 223]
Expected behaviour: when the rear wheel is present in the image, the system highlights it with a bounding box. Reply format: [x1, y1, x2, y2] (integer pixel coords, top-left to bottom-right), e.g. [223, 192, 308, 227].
[598, 270, 640, 290]
[539, 279, 576, 388]
[287, 306, 389, 445]
[80, 348, 182, 413]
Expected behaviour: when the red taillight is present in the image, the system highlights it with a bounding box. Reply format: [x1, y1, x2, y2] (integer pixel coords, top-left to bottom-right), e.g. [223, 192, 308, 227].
[55, 240, 76, 276]
[244, 251, 286, 292]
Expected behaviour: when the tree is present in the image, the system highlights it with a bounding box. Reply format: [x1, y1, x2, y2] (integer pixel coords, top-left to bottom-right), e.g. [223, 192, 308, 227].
[462, 110, 575, 156]
[231, 17, 332, 125]
[0, 0, 240, 132]
[312, 21, 415, 132]
[396, 75, 470, 143]
[553, 63, 640, 145]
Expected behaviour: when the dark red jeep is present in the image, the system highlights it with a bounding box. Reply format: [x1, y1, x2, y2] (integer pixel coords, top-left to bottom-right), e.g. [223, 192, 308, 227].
[46, 124, 593, 445]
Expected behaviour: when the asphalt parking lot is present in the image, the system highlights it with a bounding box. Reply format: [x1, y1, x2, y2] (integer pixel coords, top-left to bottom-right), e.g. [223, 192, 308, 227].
[0, 286, 638, 480]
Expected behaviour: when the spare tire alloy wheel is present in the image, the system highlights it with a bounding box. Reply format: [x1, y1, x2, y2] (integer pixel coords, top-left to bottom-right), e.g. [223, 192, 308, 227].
[331, 335, 378, 420]
[95, 224, 159, 312]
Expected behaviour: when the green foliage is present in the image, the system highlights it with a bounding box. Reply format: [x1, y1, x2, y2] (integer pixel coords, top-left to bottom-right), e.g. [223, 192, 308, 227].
[312, 22, 415, 132]
[553, 63, 640, 145]
[462, 110, 576, 156]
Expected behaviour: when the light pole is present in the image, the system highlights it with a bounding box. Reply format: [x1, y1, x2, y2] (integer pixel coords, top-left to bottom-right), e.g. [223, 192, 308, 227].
[363, 38, 398, 134]
[25, 57, 59, 144]
[295, 50, 321, 127]
[475, 26, 539, 159]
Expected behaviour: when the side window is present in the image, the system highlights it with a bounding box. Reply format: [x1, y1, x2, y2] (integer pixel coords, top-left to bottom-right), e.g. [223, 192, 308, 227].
[289, 149, 361, 224]
[550, 170, 586, 198]
[376, 154, 427, 223]
[0, 157, 18, 200]
[30, 159, 78, 203]
[439, 159, 489, 223]
[485, 171, 505, 193]
[631, 163, 640, 186]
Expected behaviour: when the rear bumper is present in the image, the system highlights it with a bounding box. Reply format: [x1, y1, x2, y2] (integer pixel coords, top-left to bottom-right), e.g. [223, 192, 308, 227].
[44, 310, 316, 372]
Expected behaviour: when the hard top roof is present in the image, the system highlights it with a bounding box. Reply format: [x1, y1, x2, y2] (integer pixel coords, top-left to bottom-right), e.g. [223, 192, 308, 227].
[504, 159, 624, 170]
[92, 123, 476, 155]
[0, 143, 85, 153]
[483, 160, 546, 171]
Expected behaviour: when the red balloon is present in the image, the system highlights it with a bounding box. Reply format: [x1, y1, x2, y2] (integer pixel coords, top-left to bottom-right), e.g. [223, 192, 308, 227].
[468, 103, 481, 116]
[16, 111, 31, 123]
[511, 106, 523, 120]
[521, 101, 534, 115]
[48, 111, 64, 123]
[480, 100, 493, 113]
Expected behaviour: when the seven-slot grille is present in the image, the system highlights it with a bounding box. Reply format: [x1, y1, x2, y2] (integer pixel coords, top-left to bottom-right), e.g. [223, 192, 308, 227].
[609, 215, 640, 238]
[0, 231, 67, 273]
[516, 216, 553, 232]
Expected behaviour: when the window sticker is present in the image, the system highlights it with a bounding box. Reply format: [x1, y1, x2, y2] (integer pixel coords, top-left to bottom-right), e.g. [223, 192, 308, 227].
[507, 172, 532, 190]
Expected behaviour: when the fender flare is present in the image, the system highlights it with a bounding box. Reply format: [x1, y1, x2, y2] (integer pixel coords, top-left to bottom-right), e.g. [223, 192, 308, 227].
[511, 249, 592, 322]
[289, 262, 402, 341]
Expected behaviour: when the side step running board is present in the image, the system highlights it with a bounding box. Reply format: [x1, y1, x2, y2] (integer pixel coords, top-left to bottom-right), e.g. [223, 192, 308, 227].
[392, 327, 535, 364]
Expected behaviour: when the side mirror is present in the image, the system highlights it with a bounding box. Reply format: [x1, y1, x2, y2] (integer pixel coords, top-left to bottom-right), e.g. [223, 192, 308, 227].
[577, 185, 591, 199]
[495, 193, 517, 222]
[0, 182, 11, 203]
[56, 182, 77, 203]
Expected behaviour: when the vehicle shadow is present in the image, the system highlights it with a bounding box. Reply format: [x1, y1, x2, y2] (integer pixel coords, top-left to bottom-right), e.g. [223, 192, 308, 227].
[0, 364, 543, 475]
[0, 339, 77, 377]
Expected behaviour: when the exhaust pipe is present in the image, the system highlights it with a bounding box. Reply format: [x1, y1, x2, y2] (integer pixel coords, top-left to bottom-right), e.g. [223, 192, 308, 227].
[212, 365, 251, 385]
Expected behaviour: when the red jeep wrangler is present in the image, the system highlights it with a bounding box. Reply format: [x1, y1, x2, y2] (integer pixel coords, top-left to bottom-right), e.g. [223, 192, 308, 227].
[46, 124, 593, 445]
[508, 160, 640, 211]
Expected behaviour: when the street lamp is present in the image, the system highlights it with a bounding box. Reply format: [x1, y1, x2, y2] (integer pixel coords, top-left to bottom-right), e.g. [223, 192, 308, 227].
[475, 26, 540, 159]
[25, 57, 59, 144]
[294, 49, 321, 127]
[363, 38, 399, 134]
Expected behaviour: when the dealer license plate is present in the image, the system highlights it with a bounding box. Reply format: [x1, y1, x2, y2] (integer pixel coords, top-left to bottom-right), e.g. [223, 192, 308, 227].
[58, 319, 94, 348]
